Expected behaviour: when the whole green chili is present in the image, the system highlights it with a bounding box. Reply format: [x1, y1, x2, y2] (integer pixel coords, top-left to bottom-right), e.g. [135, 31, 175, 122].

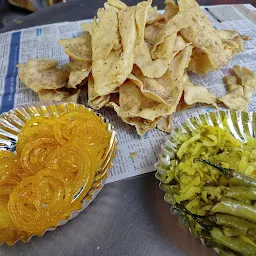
[194, 158, 256, 188]
[209, 213, 256, 234]
[211, 227, 256, 256]
[180, 207, 256, 255]
[225, 186, 256, 201]
[211, 197, 256, 223]
[183, 211, 256, 237]
[219, 248, 237, 256]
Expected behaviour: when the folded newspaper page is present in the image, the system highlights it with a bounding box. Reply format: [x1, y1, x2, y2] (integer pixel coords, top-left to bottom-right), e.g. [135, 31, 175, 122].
[0, 4, 255, 183]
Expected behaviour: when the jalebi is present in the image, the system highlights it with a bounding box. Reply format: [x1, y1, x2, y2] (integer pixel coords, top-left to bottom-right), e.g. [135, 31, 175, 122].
[20, 137, 58, 175]
[0, 151, 24, 196]
[0, 108, 112, 244]
[0, 198, 25, 245]
[16, 116, 56, 155]
[47, 144, 95, 205]
[8, 169, 69, 234]
[53, 111, 111, 173]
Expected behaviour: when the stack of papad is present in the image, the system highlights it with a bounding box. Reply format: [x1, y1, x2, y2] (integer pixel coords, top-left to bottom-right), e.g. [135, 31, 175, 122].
[18, 0, 255, 135]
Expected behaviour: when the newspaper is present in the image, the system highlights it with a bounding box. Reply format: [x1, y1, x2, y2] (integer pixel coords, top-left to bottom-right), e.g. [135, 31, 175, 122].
[0, 4, 255, 183]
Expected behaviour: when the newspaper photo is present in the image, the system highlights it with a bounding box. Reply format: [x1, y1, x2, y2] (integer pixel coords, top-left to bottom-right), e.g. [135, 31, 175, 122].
[0, 4, 256, 183]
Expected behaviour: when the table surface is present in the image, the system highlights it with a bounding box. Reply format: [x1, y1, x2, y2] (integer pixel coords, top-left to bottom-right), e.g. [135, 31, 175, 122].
[0, 0, 256, 33]
[0, 1, 255, 256]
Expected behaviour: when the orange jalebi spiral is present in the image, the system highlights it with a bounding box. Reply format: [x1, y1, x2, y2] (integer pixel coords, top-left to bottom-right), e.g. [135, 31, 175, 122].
[16, 116, 56, 155]
[20, 137, 58, 175]
[0, 151, 25, 197]
[1, 108, 113, 243]
[71, 120, 111, 173]
[8, 169, 70, 234]
[46, 144, 95, 206]
[0, 197, 28, 245]
[53, 111, 96, 145]
[52, 111, 111, 173]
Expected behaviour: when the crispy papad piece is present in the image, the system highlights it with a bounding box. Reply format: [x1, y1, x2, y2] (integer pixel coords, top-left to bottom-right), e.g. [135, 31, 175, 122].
[134, 45, 193, 106]
[17, 59, 69, 92]
[92, 6, 136, 96]
[233, 65, 256, 97]
[120, 1, 151, 56]
[106, 0, 127, 10]
[66, 60, 91, 89]
[118, 79, 171, 121]
[136, 0, 191, 78]
[136, 35, 175, 79]
[135, 0, 153, 53]
[108, 100, 161, 135]
[218, 65, 256, 111]
[151, 0, 192, 60]
[92, 8, 121, 61]
[218, 30, 244, 54]
[107, 45, 192, 134]
[136, 35, 189, 78]
[218, 93, 248, 112]
[146, 6, 166, 24]
[177, 0, 243, 74]
[59, 33, 92, 61]
[164, 0, 179, 20]
[144, 20, 166, 46]
[38, 88, 80, 103]
[183, 74, 218, 108]
[129, 70, 170, 104]
[80, 23, 92, 35]
[88, 74, 110, 109]
[126, 116, 161, 135]
[156, 114, 173, 133]
[92, 1, 151, 96]
[184, 84, 218, 107]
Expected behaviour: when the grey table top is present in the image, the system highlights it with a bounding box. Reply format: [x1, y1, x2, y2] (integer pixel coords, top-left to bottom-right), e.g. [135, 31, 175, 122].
[0, 174, 217, 256]
[0, 0, 254, 255]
